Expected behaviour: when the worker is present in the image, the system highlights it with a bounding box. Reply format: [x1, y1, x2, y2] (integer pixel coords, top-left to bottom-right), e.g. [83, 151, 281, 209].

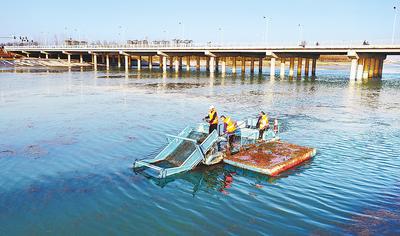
[220, 115, 237, 148]
[257, 111, 269, 140]
[204, 105, 218, 134]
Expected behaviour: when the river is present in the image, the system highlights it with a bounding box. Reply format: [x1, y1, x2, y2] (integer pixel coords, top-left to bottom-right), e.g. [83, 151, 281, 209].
[0, 65, 399, 235]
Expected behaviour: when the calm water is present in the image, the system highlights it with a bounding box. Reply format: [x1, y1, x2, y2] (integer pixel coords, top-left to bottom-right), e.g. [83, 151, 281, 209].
[0, 65, 399, 235]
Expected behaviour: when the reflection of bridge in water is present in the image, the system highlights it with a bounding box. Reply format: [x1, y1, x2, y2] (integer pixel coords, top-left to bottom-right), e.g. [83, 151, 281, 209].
[5, 44, 400, 81]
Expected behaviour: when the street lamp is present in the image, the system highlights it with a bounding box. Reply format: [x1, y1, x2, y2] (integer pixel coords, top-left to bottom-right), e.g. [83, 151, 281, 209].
[179, 21, 185, 39]
[218, 27, 223, 45]
[392, 6, 398, 44]
[263, 16, 271, 45]
[298, 24, 303, 44]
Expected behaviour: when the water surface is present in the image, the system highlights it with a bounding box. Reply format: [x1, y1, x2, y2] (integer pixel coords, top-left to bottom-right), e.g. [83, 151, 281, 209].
[0, 66, 399, 235]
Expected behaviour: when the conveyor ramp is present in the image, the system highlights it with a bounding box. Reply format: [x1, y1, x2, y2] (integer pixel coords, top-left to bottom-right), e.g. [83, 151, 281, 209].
[133, 124, 218, 178]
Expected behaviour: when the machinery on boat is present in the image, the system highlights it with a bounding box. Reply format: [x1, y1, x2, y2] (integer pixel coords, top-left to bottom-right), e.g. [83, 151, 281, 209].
[133, 119, 280, 178]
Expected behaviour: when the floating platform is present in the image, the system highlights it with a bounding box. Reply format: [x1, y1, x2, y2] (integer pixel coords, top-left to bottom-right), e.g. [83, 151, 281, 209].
[223, 141, 317, 176]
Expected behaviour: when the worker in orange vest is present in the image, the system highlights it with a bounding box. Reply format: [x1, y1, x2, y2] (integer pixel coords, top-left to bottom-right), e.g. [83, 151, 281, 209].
[257, 111, 269, 140]
[220, 115, 238, 148]
[204, 105, 219, 134]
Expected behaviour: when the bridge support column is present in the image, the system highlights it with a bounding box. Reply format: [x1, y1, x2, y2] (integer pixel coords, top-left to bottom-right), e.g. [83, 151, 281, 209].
[169, 57, 173, 69]
[57, 55, 60, 60]
[258, 58, 263, 73]
[289, 58, 295, 77]
[67, 54, 71, 64]
[349, 58, 358, 81]
[250, 58, 254, 74]
[356, 58, 364, 81]
[241, 57, 246, 73]
[270, 57, 276, 76]
[174, 57, 179, 72]
[373, 58, 379, 78]
[206, 57, 210, 71]
[196, 57, 200, 70]
[137, 56, 141, 70]
[118, 56, 121, 68]
[80, 54, 83, 64]
[45, 54, 49, 59]
[297, 58, 302, 77]
[186, 56, 190, 71]
[162, 56, 167, 72]
[124, 55, 129, 71]
[280, 58, 285, 77]
[93, 54, 97, 70]
[178, 57, 183, 70]
[221, 58, 226, 73]
[363, 58, 370, 79]
[149, 56, 153, 69]
[106, 54, 110, 70]
[210, 57, 216, 73]
[378, 58, 384, 78]
[368, 58, 375, 78]
[232, 57, 237, 73]
[304, 58, 310, 77]
[311, 58, 317, 76]
[215, 57, 219, 71]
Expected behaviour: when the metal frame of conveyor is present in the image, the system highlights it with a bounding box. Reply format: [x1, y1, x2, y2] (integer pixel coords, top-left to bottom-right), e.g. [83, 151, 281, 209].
[133, 125, 218, 178]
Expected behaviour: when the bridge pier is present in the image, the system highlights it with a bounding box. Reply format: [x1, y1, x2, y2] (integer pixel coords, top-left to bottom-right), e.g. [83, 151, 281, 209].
[350, 58, 358, 80]
[162, 56, 167, 72]
[304, 58, 310, 77]
[186, 56, 190, 71]
[206, 57, 210, 71]
[311, 58, 317, 76]
[297, 58, 302, 77]
[289, 58, 295, 77]
[124, 55, 129, 71]
[196, 57, 200, 70]
[173, 57, 178, 72]
[221, 58, 226, 73]
[137, 56, 141, 70]
[106, 54, 110, 70]
[178, 57, 183, 70]
[270, 58, 276, 76]
[93, 54, 98, 70]
[241, 57, 246, 73]
[210, 56, 216, 73]
[117, 55, 121, 68]
[149, 56, 153, 69]
[80, 54, 83, 64]
[250, 58, 254, 74]
[362, 58, 370, 79]
[258, 58, 263, 73]
[280, 58, 285, 77]
[232, 57, 237, 73]
[169, 57, 173, 69]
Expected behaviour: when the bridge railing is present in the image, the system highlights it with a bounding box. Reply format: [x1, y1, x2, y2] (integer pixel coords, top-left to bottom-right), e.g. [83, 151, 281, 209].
[4, 38, 400, 50]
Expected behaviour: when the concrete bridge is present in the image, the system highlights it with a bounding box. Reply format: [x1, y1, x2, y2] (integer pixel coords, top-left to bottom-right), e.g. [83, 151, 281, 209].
[5, 45, 400, 80]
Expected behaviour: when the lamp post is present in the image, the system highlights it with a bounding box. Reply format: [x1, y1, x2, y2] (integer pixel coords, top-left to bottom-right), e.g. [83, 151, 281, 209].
[298, 24, 303, 44]
[263, 16, 271, 45]
[392, 6, 398, 44]
[218, 27, 223, 45]
[179, 21, 185, 39]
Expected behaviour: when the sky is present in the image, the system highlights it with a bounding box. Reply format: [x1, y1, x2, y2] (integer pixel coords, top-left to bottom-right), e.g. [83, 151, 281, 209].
[1, 0, 399, 45]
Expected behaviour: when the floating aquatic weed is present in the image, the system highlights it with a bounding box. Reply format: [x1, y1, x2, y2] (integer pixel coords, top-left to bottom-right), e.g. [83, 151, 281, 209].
[0, 149, 15, 158]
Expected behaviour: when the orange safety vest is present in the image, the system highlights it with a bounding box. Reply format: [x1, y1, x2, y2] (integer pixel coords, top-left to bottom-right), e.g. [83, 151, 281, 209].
[259, 115, 269, 130]
[208, 110, 218, 124]
[224, 116, 237, 133]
